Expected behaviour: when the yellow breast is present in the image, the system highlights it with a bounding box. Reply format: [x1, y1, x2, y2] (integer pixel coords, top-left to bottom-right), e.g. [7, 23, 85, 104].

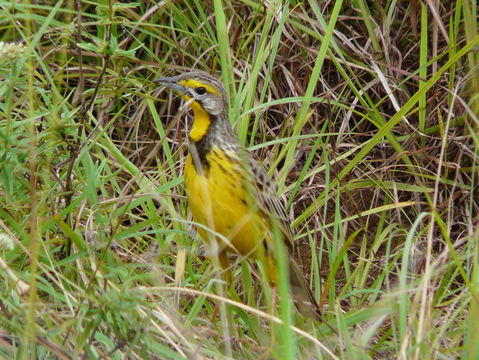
[184, 146, 266, 257]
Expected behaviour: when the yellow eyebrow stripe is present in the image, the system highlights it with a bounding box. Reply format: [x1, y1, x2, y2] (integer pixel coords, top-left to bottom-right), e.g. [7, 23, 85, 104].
[178, 79, 219, 94]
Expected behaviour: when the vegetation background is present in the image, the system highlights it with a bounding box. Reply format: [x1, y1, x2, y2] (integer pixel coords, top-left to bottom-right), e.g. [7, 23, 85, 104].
[1, 0, 478, 359]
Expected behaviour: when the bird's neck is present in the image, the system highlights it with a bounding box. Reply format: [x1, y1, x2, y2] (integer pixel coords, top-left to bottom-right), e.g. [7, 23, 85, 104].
[188, 104, 237, 171]
[189, 101, 211, 142]
[188, 103, 235, 146]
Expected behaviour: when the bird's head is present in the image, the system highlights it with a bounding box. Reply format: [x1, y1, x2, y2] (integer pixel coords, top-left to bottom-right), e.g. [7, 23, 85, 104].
[154, 71, 227, 116]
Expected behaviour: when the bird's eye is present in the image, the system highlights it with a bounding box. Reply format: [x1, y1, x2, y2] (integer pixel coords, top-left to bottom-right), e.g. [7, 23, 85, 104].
[195, 87, 207, 95]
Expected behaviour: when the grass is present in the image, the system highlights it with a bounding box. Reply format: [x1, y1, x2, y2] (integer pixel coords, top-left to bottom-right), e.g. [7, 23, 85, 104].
[1, 0, 478, 359]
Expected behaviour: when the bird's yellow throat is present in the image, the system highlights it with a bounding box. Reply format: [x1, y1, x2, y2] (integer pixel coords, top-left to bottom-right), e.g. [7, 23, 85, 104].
[186, 99, 211, 142]
[176, 79, 218, 142]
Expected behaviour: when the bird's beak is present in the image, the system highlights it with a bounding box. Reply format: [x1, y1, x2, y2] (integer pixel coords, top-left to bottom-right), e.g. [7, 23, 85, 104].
[153, 76, 187, 94]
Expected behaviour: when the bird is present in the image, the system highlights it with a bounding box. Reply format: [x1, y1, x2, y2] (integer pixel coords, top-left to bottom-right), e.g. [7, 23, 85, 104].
[154, 71, 320, 319]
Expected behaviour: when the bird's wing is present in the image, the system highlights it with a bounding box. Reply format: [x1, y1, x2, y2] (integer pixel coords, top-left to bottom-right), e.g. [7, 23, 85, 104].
[247, 156, 295, 247]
